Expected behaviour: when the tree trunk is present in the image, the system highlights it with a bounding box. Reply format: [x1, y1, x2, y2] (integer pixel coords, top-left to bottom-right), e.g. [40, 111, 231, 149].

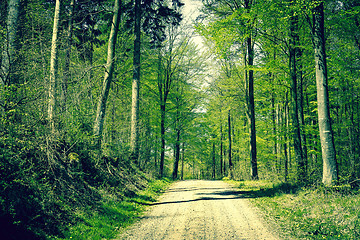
[243, 0, 258, 180]
[160, 103, 166, 177]
[228, 110, 233, 177]
[181, 142, 185, 180]
[312, 1, 338, 186]
[130, 0, 141, 162]
[289, 12, 306, 183]
[62, 0, 75, 113]
[247, 36, 258, 180]
[172, 125, 181, 180]
[1, 0, 20, 86]
[212, 142, 216, 179]
[48, 0, 61, 135]
[220, 122, 223, 177]
[93, 0, 121, 146]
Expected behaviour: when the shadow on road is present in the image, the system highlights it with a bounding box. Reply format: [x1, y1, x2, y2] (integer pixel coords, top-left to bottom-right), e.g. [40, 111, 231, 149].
[131, 182, 300, 206]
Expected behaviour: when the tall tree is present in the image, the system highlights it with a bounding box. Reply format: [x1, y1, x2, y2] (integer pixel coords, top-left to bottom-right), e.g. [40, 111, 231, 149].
[244, 0, 258, 180]
[48, 0, 61, 135]
[289, 5, 306, 183]
[93, 0, 121, 146]
[129, 0, 183, 164]
[312, 0, 338, 186]
[130, 0, 141, 162]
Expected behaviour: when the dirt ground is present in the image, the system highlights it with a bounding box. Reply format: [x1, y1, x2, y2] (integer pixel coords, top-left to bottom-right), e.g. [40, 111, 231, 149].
[117, 180, 280, 240]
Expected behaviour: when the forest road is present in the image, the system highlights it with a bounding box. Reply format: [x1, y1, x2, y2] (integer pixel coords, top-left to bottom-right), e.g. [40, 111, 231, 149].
[117, 180, 280, 240]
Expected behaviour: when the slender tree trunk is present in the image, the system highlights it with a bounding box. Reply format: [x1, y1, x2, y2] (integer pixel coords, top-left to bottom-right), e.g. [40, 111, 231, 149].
[298, 69, 308, 169]
[312, 1, 338, 186]
[172, 125, 180, 180]
[160, 103, 166, 177]
[181, 142, 184, 180]
[289, 12, 306, 183]
[93, 0, 121, 146]
[212, 142, 216, 179]
[130, 0, 141, 162]
[1, 0, 20, 86]
[247, 37, 258, 180]
[62, 0, 75, 113]
[243, 0, 258, 180]
[220, 122, 223, 177]
[284, 98, 289, 182]
[228, 110, 233, 177]
[48, 0, 61, 135]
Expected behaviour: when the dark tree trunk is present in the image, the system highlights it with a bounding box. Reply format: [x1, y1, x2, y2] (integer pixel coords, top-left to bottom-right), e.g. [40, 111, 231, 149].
[220, 123, 223, 177]
[228, 110, 233, 174]
[160, 103, 166, 178]
[212, 142, 216, 179]
[172, 126, 181, 180]
[289, 11, 306, 183]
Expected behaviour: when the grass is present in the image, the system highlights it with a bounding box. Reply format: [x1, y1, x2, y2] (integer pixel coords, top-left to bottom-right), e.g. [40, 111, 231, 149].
[227, 180, 360, 240]
[53, 178, 172, 240]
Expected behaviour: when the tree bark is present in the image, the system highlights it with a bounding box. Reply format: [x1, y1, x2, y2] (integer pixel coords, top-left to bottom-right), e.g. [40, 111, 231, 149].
[312, 1, 338, 186]
[130, 0, 141, 162]
[289, 12, 306, 183]
[93, 0, 121, 146]
[159, 103, 166, 177]
[1, 0, 20, 86]
[48, 0, 61, 135]
[220, 122, 223, 177]
[172, 117, 181, 180]
[243, 0, 258, 180]
[228, 110, 233, 175]
[212, 141, 216, 179]
[181, 142, 185, 180]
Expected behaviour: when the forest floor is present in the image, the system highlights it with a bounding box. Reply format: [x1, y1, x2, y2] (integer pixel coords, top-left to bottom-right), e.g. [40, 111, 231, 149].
[116, 180, 280, 240]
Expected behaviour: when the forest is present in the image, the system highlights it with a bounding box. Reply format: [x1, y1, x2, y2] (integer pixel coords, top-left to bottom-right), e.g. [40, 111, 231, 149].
[0, 0, 359, 239]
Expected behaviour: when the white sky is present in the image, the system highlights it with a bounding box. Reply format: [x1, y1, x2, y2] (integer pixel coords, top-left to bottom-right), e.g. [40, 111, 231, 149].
[181, 0, 205, 50]
[182, 0, 202, 22]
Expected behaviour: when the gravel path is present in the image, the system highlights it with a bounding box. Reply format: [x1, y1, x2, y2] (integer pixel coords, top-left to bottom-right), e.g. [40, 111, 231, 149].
[117, 180, 280, 240]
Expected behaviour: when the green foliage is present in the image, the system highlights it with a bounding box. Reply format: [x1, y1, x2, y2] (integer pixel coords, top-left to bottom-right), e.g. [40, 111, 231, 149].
[231, 181, 360, 239]
[54, 179, 171, 240]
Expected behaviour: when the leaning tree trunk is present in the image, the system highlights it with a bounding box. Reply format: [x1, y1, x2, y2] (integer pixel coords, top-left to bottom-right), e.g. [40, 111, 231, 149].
[130, 0, 141, 162]
[48, 0, 61, 136]
[312, 1, 338, 186]
[93, 0, 121, 146]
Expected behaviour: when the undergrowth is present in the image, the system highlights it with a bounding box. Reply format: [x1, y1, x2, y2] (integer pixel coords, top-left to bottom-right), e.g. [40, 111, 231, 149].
[53, 178, 171, 240]
[228, 180, 360, 239]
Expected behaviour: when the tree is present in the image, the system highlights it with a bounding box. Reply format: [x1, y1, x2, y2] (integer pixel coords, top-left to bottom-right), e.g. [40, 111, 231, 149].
[48, 0, 61, 136]
[130, 0, 141, 162]
[289, 3, 306, 183]
[93, 0, 121, 146]
[1, 0, 20, 86]
[62, 0, 75, 113]
[312, 0, 338, 186]
[129, 0, 183, 164]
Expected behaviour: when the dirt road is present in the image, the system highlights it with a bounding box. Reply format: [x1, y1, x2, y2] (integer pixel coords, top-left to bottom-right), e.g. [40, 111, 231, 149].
[117, 180, 280, 240]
